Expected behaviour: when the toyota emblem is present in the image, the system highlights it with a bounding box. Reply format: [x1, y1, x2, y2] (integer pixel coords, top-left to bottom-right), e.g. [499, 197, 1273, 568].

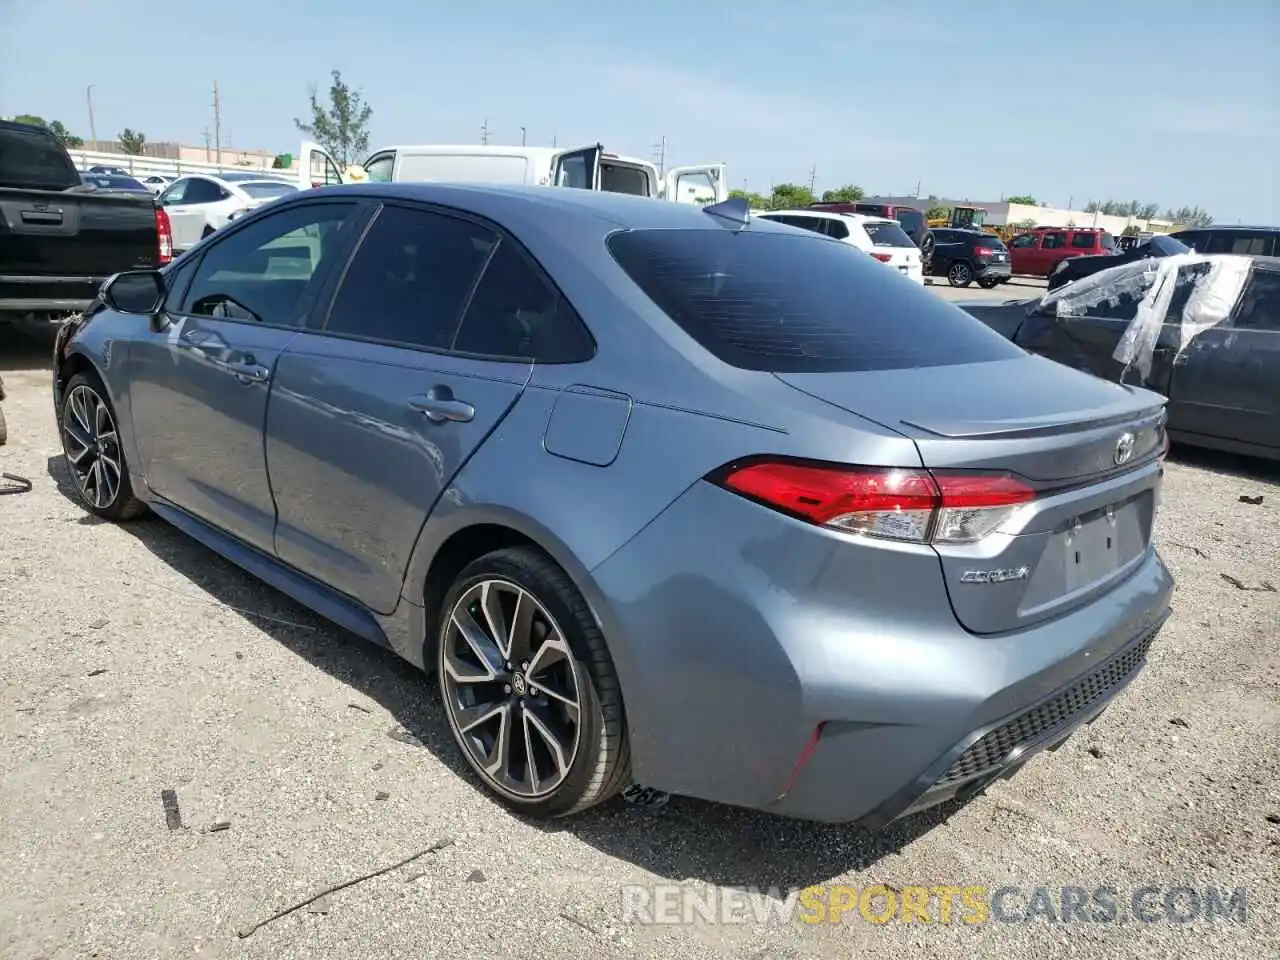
[1114, 432, 1136, 466]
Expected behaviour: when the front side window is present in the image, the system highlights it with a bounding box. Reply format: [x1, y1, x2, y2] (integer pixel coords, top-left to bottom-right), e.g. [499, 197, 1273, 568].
[364, 153, 396, 183]
[324, 205, 497, 350]
[180, 202, 356, 326]
[1012, 232, 1037, 248]
[159, 179, 190, 205]
[1041, 232, 1067, 250]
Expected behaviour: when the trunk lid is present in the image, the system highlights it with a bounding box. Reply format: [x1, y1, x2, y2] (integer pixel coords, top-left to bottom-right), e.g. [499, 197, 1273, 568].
[0, 186, 159, 277]
[776, 355, 1167, 634]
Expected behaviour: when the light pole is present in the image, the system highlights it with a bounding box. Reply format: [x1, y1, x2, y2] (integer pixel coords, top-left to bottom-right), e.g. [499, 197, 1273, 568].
[520, 126, 526, 146]
[85, 84, 97, 146]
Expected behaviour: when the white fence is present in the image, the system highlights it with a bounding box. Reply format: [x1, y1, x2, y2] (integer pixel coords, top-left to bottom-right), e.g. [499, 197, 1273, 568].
[66, 148, 284, 179]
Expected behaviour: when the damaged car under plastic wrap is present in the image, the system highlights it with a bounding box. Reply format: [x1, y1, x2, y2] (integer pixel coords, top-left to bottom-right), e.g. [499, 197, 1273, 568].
[1040, 253, 1253, 383]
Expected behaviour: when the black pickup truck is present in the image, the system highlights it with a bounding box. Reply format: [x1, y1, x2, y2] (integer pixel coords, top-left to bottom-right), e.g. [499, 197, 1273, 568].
[0, 119, 171, 325]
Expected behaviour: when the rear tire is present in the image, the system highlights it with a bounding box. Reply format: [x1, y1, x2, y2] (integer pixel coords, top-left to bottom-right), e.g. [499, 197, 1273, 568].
[436, 546, 631, 818]
[58, 371, 147, 522]
[0, 404, 7, 446]
[948, 261, 974, 287]
[977, 277, 1000, 289]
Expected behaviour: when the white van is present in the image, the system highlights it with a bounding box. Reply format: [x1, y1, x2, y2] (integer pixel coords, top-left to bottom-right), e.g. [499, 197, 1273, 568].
[297, 141, 727, 205]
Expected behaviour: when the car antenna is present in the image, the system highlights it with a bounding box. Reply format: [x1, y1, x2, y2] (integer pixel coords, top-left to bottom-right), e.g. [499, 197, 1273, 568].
[701, 195, 750, 227]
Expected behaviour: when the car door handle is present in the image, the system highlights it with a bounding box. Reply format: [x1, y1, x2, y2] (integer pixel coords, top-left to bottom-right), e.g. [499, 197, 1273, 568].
[225, 360, 271, 383]
[408, 391, 474, 423]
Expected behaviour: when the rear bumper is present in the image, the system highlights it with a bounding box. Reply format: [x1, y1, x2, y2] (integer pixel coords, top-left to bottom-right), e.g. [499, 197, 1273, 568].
[0, 275, 101, 315]
[976, 261, 1012, 279]
[589, 481, 1175, 825]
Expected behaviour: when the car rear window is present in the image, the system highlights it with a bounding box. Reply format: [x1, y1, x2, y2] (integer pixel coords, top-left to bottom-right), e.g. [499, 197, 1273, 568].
[862, 220, 915, 247]
[238, 181, 298, 200]
[606, 228, 1023, 373]
[895, 210, 925, 234]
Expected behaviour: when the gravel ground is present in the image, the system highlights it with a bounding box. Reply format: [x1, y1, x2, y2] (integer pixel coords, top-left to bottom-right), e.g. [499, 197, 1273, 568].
[1, 319, 1277, 960]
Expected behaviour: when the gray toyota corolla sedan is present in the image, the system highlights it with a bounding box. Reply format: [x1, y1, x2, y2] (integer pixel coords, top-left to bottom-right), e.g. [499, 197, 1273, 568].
[52, 184, 1174, 825]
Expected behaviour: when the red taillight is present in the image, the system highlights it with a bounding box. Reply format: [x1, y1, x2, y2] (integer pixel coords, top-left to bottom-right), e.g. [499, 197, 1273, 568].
[974, 246, 998, 257]
[714, 459, 1035, 544]
[870, 252, 893, 263]
[155, 207, 173, 265]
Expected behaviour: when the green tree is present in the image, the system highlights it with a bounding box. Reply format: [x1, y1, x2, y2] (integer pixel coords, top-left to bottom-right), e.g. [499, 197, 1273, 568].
[729, 189, 769, 209]
[13, 114, 83, 147]
[118, 128, 147, 155]
[1121, 224, 1142, 237]
[1016, 218, 1038, 229]
[925, 205, 951, 221]
[1005, 195, 1037, 205]
[48, 120, 83, 148]
[820, 184, 864, 203]
[1164, 205, 1213, 227]
[294, 69, 373, 167]
[768, 183, 814, 210]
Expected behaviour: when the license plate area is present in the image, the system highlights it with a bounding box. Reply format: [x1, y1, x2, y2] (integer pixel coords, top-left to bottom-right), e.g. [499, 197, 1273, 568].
[1064, 512, 1123, 591]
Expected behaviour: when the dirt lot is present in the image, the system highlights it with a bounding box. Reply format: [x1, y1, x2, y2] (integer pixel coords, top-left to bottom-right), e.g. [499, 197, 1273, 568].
[1, 319, 1277, 960]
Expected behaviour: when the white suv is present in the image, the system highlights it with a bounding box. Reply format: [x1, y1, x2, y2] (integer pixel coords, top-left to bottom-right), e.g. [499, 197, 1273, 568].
[759, 209, 924, 284]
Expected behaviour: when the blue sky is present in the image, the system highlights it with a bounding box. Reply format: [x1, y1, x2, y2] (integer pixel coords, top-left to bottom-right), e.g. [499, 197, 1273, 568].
[2, 0, 1276, 223]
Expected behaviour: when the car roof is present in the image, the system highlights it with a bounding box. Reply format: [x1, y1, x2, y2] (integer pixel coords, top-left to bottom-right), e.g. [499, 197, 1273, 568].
[764, 208, 881, 224]
[297, 182, 803, 232]
[1172, 225, 1280, 233]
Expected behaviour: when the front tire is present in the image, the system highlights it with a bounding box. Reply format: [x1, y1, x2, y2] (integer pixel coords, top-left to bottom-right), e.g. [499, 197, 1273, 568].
[947, 261, 974, 287]
[436, 546, 630, 818]
[59, 372, 147, 521]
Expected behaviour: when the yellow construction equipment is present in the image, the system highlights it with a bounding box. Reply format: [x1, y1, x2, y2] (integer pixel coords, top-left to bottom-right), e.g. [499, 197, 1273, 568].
[927, 205, 988, 230]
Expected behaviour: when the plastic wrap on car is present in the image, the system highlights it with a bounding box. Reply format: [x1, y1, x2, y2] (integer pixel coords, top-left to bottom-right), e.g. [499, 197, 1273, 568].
[1039, 253, 1251, 383]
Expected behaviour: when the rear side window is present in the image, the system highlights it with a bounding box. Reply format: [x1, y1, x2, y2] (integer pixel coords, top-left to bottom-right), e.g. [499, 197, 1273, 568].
[607, 229, 1022, 373]
[1071, 232, 1098, 249]
[1100, 232, 1117, 251]
[823, 219, 850, 240]
[863, 221, 914, 247]
[453, 239, 595, 362]
[1041, 232, 1067, 249]
[324, 205, 496, 349]
[854, 203, 889, 216]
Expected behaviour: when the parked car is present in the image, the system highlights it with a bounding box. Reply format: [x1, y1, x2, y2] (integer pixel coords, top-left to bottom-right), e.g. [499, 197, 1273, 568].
[960, 254, 1279, 461]
[86, 164, 129, 176]
[758, 209, 923, 283]
[139, 174, 176, 195]
[1009, 226, 1117, 277]
[79, 173, 152, 194]
[1047, 233, 1192, 291]
[53, 185, 1173, 825]
[156, 173, 299, 252]
[927, 228, 1011, 287]
[0, 119, 171, 327]
[1169, 225, 1279, 258]
[809, 201, 930, 247]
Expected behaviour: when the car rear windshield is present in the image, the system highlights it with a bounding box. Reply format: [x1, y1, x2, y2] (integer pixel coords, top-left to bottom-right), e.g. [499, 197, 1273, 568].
[606, 228, 1023, 373]
[0, 124, 80, 190]
[238, 181, 298, 200]
[862, 220, 915, 247]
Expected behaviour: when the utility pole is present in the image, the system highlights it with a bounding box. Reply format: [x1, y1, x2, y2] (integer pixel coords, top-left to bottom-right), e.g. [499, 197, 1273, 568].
[480, 119, 490, 145]
[552, 135, 557, 148]
[85, 84, 98, 146]
[520, 126, 526, 146]
[652, 136, 666, 177]
[914, 179, 921, 197]
[202, 128, 212, 162]
[808, 165, 817, 194]
[212, 80, 222, 167]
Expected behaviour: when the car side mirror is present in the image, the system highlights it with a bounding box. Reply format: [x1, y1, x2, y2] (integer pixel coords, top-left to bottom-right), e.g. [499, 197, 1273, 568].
[102, 270, 166, 320]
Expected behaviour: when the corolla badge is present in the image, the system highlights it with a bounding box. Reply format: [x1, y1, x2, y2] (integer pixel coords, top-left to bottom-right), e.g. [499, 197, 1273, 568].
[1114, 432, 1136, 466]
[960, 566, 1030, 584]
